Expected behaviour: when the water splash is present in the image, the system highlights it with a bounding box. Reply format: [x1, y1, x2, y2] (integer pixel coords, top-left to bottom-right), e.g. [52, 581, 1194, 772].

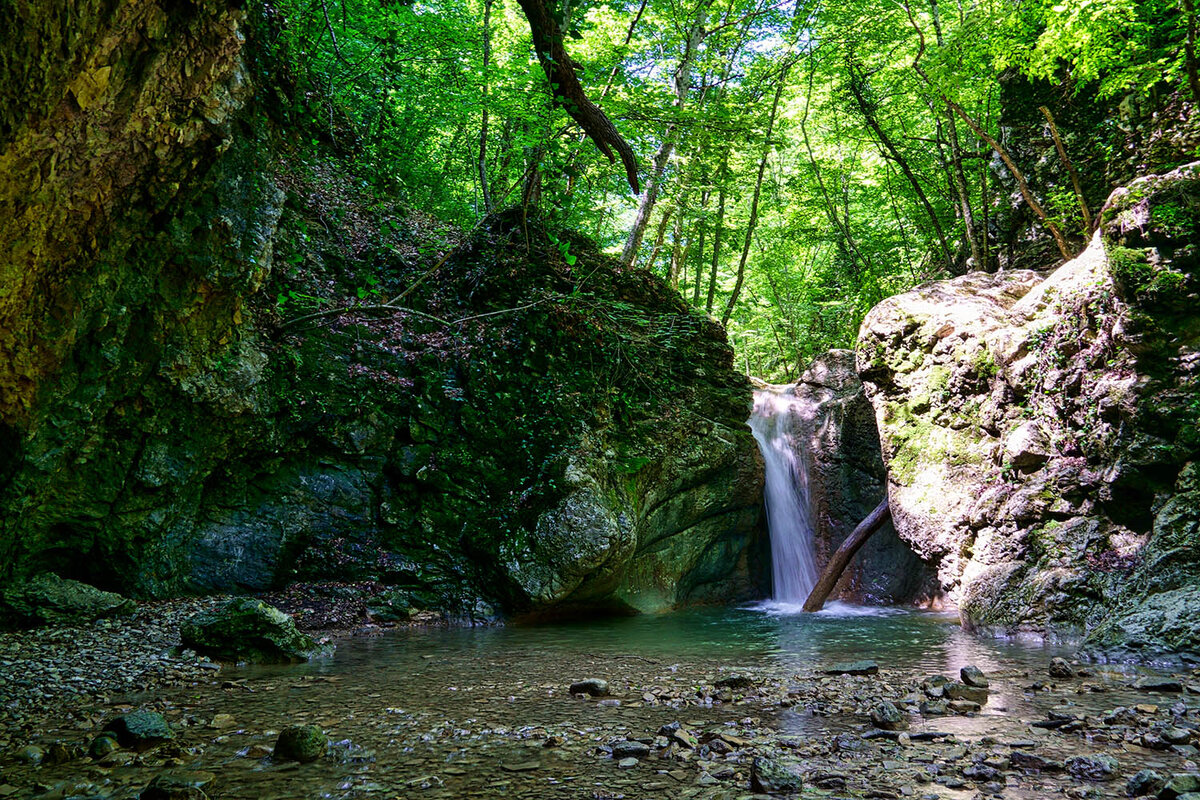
[748, 386, 820, 603]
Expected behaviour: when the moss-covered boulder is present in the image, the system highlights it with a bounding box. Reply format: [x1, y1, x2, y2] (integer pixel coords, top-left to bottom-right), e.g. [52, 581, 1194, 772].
[858, 163, 1200, 651]
[273, 725, 327, 763]
[104, 711, 174, 751]
[0, 573, 134, 629]
[180, 598, 321, 663]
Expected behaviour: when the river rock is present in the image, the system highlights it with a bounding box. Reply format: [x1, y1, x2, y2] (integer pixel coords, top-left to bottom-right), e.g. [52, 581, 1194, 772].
[0, 574, 135, 629]
[616, 757, 638, 769]
[871, 700, 909, 731]
[569, 678, 609, 696]
[825, 660, 878, 676]
[1126, 769, 1166, 797]
[960, 665, 989, 688]
[180, 598, 320, 663]
[15, 744, 44, 765]
[274, 725, 328, 763]
[612, 740, 650, 759]
[1010, 751, 1063, 772]
[751, 756, 804, 793]
[104, 711, 174, 750]
[1163, 774, 1200, 799]
[1066, 753, 1119, 781]
[88, 734, 121, 759]
[944, 682, 988, 705]
[140, 770, 217, 800]
[1049, 657, 1074, 678]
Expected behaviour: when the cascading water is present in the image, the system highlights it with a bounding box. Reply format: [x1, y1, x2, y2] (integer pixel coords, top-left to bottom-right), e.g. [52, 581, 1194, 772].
[748, 386, 820, 603]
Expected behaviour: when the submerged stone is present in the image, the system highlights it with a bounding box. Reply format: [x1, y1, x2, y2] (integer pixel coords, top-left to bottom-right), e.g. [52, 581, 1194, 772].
[140, 769, 217, 800]
[825, 660, 878, 676]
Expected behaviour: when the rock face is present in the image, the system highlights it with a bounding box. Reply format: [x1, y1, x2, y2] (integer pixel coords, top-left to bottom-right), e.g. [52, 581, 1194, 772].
[0, 6, 762, 620]
[787, 351, 936, 604]
[858, 163, 1200, 654]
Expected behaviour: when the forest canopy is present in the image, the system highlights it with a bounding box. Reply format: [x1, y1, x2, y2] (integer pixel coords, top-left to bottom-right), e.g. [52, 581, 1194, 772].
[260, 0, 1197, 379]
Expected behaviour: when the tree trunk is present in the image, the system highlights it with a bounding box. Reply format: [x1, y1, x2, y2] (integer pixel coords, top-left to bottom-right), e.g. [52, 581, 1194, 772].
[902, 0, 1074, 262]
[844, 60, 954, 272]
[1039, 105, 1093, 234]
[515, 0, 639, 193]
[477, 0, 494, 214]
[646, 205, 674, 272]
[706, 152, 729, 313]
[1185, 0, 1200, 103]
[802, 498, 892, 613]
[800, 68, 873, 275]
[692, 184, 710, 305]
[722, 75, 785, 327]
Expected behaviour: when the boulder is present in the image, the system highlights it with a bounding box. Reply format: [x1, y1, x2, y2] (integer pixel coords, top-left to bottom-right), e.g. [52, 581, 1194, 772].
[856, 164, 1200, 645]
[0, 574, 134, 629]
[775, 351, 936, 604]
[180, 598, 321, 663]
[104, 711, 173, 750]
[274, 725, 328, 763]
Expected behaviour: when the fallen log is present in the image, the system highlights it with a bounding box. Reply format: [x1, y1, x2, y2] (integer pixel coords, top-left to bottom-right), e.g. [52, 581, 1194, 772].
[802, 498, 892, 612]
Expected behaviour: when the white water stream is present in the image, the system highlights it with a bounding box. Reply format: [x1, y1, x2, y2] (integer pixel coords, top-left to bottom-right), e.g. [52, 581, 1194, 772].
[748, 386, 820, 603]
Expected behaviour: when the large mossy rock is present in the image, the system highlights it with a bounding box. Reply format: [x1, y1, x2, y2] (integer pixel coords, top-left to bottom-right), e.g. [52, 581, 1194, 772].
[1, 573, 135, 629]
[0, 6, 763, 617]
[180, 598, 320, 663]
[858, 162, 1200, 652]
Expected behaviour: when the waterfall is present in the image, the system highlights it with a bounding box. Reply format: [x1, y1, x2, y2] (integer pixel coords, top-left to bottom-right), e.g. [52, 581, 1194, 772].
[748, 386, 820, 603]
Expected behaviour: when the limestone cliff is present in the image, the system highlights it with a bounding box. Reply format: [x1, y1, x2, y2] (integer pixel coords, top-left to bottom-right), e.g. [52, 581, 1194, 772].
[0, 1, 763, 624]
[858, 163, 1200, 658]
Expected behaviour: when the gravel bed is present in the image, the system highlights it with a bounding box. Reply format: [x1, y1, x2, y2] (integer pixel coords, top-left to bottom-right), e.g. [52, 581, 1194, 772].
[0, 597, 227, 748]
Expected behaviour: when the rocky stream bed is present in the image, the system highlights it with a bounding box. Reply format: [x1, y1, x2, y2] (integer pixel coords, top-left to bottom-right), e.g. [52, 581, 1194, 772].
[3, 600, 1200, 800]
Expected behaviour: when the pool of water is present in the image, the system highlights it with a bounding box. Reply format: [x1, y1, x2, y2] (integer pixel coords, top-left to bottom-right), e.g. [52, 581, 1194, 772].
[19, 605, 1186, 800]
